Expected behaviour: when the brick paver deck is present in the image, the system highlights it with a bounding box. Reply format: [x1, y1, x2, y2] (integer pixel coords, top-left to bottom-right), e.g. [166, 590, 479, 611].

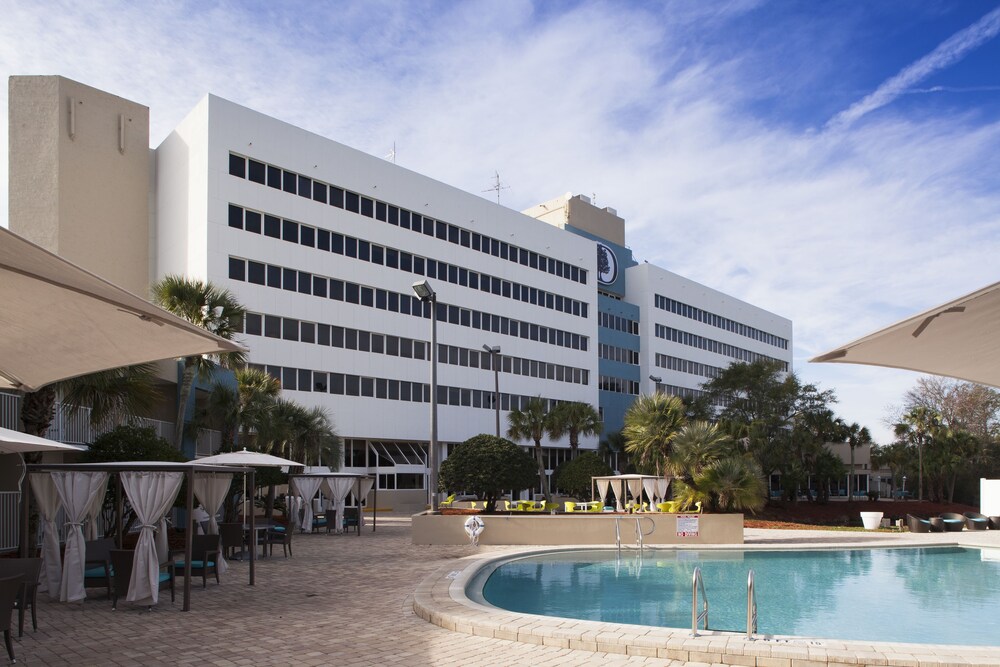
[11, 518, 1000, 666]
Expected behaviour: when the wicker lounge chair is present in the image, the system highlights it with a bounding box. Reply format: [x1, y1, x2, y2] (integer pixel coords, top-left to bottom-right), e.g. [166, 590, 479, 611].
[219, 522, 246, 560]
[84, 537, 115, 597]
[906, 514, 931, 533]
[990, 516, 1000, 530]
[964, 512, 990, 531]
[172, 534, 220, 588]
[0, 557, 40, 637]
[0, 574, 23, 662]
[938, 512, 967, 532]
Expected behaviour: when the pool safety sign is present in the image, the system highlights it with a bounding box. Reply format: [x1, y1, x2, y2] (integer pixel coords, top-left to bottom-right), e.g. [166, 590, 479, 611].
[676, 514, 699, 537]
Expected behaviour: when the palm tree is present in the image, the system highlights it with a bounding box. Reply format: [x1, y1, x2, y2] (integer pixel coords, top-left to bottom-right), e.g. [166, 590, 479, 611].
[234, 367, 281, 447]
[667, 421, 730, 484]
[697, 456, 767, 513]
[547, 401, 601, 459]
[894, 407, 940, 501]
[622, 393, 687, 476]
[19, 364, 158, 437]
[507, 397, 553, 502]
[844, 422, 872, 501]
[151, 275, 246, 451]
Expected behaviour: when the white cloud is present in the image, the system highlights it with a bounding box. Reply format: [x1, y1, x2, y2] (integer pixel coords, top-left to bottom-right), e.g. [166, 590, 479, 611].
[2, 1, 998, 444]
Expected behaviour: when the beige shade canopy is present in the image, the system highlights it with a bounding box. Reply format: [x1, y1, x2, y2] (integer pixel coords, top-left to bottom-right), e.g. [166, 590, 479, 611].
[811, 280, 1000, 388]
[194, 448, 303, 468]
[0, 227, 245, 391]
[0, 425, 86, 454]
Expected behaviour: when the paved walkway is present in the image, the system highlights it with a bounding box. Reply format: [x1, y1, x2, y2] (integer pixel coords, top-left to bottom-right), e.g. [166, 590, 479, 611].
[11, 519, 1000, 666]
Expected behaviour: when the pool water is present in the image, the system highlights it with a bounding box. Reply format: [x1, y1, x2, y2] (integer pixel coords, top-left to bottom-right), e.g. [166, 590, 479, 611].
[475, 547, 1000, 646]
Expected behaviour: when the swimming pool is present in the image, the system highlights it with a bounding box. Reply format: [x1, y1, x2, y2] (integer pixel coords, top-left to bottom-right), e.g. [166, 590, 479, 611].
[473, 546, 1000, 646]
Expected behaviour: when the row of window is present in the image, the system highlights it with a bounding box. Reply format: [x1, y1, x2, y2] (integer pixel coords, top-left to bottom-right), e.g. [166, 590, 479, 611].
[599, 343, 639, 366]
[655, 353, 724, 380]
[242, 311, 590, 385]
[654, 294, 789, 350]
[228, 204, 588, 319]
[599, 311, 640, 335]
[228, 256, 590, 351]
[599, 375, 640, 395]
[229, 153, 588, 285]
[250, 362, 562, 412]
[654, 324, 789, 369]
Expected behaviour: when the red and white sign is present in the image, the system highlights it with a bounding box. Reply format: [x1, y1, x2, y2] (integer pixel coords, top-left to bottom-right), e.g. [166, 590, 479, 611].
[676, 514, 700, 537]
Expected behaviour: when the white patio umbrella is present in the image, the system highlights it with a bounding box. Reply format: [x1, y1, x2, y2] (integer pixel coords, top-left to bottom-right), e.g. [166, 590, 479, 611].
[812, 280, 1000, 388]
[0, 426, 85, 455]
[0, 226, 244, 392]
[193, 449, 303, 524]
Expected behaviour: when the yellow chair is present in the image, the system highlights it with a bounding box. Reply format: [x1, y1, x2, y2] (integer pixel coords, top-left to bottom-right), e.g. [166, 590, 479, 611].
[694, 501, 703, 514]
[543, 502, 559, 512]
[564, 501, 577, 513]
[503, 500, 512, 511]
[439, 494, 456, 508]
[658, 500, 681, 513]
[588, 502, 603, 513]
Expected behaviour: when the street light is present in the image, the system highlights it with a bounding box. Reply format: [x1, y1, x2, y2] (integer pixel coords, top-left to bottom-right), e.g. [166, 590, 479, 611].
[483, 344, 501, 436]
[649, 375, 662, 393]
[902, 475, 907, 501]
[412, 280, 439, 511]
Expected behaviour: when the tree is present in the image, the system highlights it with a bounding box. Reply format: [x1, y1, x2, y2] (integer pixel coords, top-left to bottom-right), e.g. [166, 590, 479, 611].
[547, 402, 602, 459]
[438, 435, 538, 512]
[622, 393, 686, 475]
[553, 452, 613, 499]
[506, 397, 554, 502]
[894, 407, 941, 502]
[82, 424, 185, 463]
[694, 456, 767, 513]
[190, 367, 282, 454]
[903, 376, 1000, 443]
[151, 275, 247, 451]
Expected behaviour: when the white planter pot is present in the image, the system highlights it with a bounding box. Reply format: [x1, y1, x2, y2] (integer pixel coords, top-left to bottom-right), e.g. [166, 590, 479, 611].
[860, 511, 883, 530]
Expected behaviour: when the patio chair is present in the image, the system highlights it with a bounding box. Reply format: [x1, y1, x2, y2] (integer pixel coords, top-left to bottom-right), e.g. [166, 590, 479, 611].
[172, 534, 221, 588]
[990, 516, 1000, 530]
[343, 507, 360, 534]
[0, 558, 40, 637]
[439, 494, 457, 508]
[219, 523, 246, 560]
[110, 549, 174, 610]
[0, 574, 23, 663]
[964, 512, 990, 531]
[906, 514, 931, 533]
[325, 509, 338, 534]
[564, 501, 577, 513]
[84, 537, 116, 598]
[263, 526, 293, 558]
[938, 512, 967, 532]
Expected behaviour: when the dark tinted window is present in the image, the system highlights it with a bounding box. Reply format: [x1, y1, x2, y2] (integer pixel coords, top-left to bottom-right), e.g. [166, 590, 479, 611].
[282, 219, 298, 243]
[282, 268, 297, 291]
[248, 160, 265, 184]
[297, 175, 312, 199]
[244, 211, 261, 234]
[264, 215, 280, 238]
[360, 197, 374, 218]
[247, 261, 265, 285]
[264, 315, 281, 338]
[266, 265, 281, 288]
[229, 154, 245, 178]
[345, 191, 360, 213]
[267, 165, 281, 189]
[299, 226, 315, 247]
[245, 313, 262, 336]
[375, 201, 386, 221]
[282, 319, 299, 341]
[317, 229, 330, 251]
[282, 170, 297, 194]
[329, 187, 344, 208]
[312, 182, 327, 203]
[331, 373, 344, 394]
[312, 276, 327, 298]
[300, 322, 315, 344]
[228, 257, 245, 281]
[298, 369, 312, 391]
[282, 367, 297, 391]
[228, 204, 243, 229]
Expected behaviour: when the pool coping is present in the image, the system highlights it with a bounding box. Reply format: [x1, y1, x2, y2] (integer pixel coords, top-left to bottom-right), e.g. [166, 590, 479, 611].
[412, 540, 1000, 666]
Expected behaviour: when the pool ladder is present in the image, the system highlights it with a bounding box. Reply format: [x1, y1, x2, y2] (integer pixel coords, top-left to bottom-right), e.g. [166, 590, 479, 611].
[690, 568, 758, 640]
[614, 515, 656, 554]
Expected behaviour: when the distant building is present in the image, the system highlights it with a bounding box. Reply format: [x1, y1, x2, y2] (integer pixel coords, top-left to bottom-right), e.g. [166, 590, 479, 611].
[7, 75, 793, 513]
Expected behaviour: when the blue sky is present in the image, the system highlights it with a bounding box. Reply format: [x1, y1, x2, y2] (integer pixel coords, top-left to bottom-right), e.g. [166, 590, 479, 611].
[3, 0, 1000, 443]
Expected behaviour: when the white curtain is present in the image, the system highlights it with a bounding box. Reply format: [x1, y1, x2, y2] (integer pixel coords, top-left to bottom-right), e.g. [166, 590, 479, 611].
[287, 495, 301, 530]
[193, 472, 233, 574]
[290, 477, 323, 532]
[642, 478, 658, 510]
[29, 473, 62, 599]
[83, 480, 106, 540]
[357, 477, 375, 527]
[322, 477, 354, 534]
[51, 471, 109, 602]
[627, 478, 644, 508]
[656, 477, 672, 504]
[596, 479, 611, 507]
[121, 471, 183, 606]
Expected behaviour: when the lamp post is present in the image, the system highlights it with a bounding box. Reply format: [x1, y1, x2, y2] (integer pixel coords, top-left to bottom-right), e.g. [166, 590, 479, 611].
[902, 475, 907, 501]
[649, 375, 662, 393]
[483, 344, 501, 436]
[412, 280, 439, 511]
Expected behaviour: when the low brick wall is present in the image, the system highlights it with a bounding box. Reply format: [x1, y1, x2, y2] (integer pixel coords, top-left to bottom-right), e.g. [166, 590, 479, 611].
[411, 511, 743, 545]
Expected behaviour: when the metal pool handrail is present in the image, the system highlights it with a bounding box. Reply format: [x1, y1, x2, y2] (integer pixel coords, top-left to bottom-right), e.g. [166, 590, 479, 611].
[747, 569, 758, 639]
[692, 566, 709, 636]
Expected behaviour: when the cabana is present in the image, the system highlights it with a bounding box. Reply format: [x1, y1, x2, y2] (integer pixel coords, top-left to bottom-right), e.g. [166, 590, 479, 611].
[591, 474, 672, 511]
[24, 461, 254, 611]
[288, 473, 375, 534]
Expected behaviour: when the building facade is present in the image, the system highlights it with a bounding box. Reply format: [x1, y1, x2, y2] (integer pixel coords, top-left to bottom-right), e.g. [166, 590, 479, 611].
[8, 76, 793, 513]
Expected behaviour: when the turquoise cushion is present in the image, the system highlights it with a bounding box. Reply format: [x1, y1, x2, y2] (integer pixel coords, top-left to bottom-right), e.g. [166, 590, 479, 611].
[158, 572, 171, 583]
[272, 525, 286, 532]
[85, 566, 110, 578]
[174, 560, 215, 568]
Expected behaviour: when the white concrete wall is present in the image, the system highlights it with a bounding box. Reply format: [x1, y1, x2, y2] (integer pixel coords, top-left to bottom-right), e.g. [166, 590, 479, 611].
[626, 262, 793, 397]
[981, 479, 1000, 516]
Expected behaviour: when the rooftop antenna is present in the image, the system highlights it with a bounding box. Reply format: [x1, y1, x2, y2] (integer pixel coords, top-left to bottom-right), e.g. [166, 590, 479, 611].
[483, 170, 510, 204]
[384, 142, 396, 164]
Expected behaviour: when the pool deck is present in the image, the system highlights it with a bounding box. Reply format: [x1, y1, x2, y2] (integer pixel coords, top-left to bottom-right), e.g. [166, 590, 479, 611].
[10, 518, 1000, 666]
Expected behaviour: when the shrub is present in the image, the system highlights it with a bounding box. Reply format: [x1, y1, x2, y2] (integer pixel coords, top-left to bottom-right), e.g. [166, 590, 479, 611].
[438, 434, 537, 512]
[553, 452, 612, 499]
[83, 425, 185, 463]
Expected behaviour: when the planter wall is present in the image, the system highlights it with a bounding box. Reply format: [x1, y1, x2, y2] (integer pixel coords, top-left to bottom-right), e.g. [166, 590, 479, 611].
[412, 511, 744, 545]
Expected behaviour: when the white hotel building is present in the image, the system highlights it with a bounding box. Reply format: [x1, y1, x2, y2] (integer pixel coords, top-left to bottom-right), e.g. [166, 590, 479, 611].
[7, 76, 792, 512]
